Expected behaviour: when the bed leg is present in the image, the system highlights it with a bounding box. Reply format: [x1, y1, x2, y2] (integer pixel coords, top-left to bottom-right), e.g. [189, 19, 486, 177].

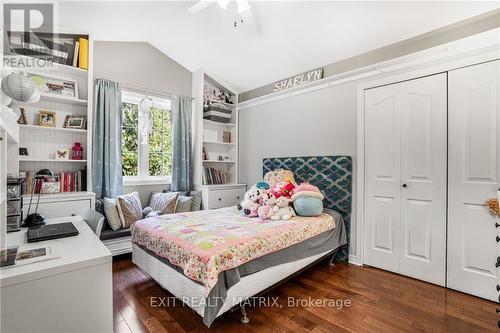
[240, 305, 250, 324]
[329, 249, 339, 267]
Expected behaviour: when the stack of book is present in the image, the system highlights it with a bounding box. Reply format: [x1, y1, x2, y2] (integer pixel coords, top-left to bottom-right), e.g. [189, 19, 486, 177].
[220, 130, 232, 143]
[7, 31, 89, 69]
[203, 168, 229, 185]
[20, 170, 87, 194]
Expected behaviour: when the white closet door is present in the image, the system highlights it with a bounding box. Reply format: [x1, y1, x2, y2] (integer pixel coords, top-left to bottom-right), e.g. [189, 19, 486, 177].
[448, 60, 500, 301]
[398, 74, 447, 285]
[364, 84, 402, 272]
[364, 73, 447, 285]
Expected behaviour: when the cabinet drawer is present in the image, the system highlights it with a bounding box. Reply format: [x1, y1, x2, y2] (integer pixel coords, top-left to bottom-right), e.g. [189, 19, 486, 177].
[23, 199, 91, 218]
[209, 188, 245, 209]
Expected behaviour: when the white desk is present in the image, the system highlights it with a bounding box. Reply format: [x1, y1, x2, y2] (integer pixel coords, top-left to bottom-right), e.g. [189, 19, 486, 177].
[1, 217, 113, 333]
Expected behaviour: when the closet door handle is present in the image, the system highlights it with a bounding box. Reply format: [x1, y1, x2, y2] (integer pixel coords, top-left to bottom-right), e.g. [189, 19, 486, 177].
[496, 236, 500, 243]
[496, 257, 500, 268]
[496, 223, 500, 228]
[402, 184, 407, 188]
[497, 285, 500, 292]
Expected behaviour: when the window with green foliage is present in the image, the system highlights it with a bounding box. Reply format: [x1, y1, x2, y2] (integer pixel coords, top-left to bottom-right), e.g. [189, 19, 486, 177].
[121, 91, 172, 179]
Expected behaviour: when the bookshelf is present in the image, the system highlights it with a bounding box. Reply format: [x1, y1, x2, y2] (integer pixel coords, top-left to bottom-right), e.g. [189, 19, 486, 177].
[192, 70, 246, 209]
[4, 31, 94, 200]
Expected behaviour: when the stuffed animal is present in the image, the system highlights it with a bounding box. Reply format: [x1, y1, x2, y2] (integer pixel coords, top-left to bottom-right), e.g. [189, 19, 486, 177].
[487, 198, 499, 216]
[291, 182, 324, 217]
[258, 191, 277, 221]
[238, 188, 261, 215]
[270, 181, 296, 199]
[271, 196, 296, 220]
[264, 169, 298, 188]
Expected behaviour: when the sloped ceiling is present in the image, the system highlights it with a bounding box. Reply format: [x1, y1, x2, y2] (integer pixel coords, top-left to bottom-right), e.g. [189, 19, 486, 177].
[59, 1, 500, 92]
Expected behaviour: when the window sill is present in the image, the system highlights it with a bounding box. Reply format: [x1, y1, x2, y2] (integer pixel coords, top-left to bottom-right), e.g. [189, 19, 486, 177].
[123, 176, 171, 187]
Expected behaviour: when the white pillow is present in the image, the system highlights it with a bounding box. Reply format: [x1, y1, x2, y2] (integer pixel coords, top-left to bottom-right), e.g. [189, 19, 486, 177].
[103, 197, 122, 230]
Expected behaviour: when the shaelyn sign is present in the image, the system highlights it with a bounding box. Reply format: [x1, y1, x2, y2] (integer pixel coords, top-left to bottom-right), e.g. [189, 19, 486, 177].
[273, 68, 324, 92]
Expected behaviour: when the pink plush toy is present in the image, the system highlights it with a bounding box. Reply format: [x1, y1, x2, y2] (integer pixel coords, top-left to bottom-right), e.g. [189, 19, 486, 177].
[258, 191, 276, 222]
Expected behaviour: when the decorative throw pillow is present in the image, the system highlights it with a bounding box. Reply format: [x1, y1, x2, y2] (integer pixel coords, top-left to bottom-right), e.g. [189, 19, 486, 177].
[116, 192, 143, 228]
[149, 192, 180, 215]
[189, 191, 202, 211]
[103, 197, 122, 230]
[175, 196, 194, 213]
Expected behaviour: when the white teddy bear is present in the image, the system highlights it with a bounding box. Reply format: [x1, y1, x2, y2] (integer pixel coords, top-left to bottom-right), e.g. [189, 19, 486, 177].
[271, 196, 296, 220]
[238, 188, 261, 216]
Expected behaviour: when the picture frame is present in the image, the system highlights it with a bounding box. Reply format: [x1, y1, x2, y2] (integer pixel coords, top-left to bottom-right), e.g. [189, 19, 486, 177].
[55, 148, 69, 160]
[63, 115, 86, 129]
[41, 182, 61, 194]
[27, 72, 79, 99]
[17, 107, 27, 125]
[18, 147, 29, 156]
[38, 111, 56, 127]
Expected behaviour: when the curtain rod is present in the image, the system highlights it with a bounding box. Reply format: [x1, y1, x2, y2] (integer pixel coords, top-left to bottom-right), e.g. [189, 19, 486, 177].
[97, 79, 194, 100]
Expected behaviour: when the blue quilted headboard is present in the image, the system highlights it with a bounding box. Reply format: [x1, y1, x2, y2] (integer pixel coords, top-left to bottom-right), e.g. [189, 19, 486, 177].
[263, 156, 352, 261]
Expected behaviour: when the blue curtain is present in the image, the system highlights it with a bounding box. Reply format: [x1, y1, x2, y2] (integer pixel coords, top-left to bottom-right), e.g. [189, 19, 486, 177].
[171, 95, 192, 192]
[92, 79, 123, 199]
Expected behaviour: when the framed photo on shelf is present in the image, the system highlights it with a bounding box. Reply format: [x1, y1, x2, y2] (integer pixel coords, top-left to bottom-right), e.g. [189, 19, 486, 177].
[41, 182, 61, 194]
[55, 148, 69, 160]
[63, 115, 86, 129]
[38, 110, 56, 127]
[18, 147, 29, 156]
[27, 72, 79, 99]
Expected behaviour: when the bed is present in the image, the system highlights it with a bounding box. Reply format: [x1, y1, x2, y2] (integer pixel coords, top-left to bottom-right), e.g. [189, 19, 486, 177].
[131, 156, 352, 327]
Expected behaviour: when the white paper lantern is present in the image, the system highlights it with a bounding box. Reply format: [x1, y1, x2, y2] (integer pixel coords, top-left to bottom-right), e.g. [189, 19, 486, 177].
[1, 73, 40, 103]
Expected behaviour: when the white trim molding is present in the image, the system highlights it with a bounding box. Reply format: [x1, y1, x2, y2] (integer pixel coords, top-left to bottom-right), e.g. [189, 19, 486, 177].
[123, 176, 171, 187]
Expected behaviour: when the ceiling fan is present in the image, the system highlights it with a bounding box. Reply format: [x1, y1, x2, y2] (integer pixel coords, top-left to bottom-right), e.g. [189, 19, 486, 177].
[188, 0, 251, 14]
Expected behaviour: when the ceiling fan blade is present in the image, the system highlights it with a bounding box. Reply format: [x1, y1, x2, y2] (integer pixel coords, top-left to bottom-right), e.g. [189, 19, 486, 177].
[188, 0, 216, 14]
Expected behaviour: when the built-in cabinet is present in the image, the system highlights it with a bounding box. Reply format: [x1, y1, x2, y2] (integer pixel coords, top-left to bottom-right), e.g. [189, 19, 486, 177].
[192, 69, 246, 209]
[364, 60, 500, 301]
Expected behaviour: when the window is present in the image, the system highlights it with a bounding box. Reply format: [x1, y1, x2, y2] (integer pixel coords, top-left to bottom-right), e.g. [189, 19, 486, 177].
[121, 90, 172, 184]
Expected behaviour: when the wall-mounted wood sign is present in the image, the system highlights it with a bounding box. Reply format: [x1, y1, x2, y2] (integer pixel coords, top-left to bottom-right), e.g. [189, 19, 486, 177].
[273, 67, 324, 92]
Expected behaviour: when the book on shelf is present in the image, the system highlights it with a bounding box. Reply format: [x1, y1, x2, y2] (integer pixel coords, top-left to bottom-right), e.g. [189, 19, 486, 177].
[20, 169, 87, 195]
[6, 31, 87, 69]
[78, 38, 88, 70]
[203, 167, 229, 185]
[220, 130, 232, 143]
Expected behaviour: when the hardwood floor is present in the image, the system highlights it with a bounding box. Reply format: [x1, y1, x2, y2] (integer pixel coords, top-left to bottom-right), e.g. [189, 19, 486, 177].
[113, 257, 499, 332]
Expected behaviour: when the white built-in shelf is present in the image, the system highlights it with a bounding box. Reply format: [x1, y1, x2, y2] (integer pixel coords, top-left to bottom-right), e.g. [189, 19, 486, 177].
[40, 93, 88, 106]
[208, 100, 237, 108]
[201, 183, 246, 189]
[21, 191, 94, 200]
[203, 119, 236, 128]
[19, 158, 87, 163]
[203, 141, 235, 146]
[202, 160, 236, 164]
[5, 55, 88, 77]
[20, 125, 87, 134]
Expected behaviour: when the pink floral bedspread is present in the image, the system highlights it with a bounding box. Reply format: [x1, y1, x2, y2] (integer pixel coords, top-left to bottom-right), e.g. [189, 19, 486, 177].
[130, 207, 335, 295]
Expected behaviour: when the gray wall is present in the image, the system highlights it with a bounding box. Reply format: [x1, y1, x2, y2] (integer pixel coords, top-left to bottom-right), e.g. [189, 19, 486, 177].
[94, 41, 192, 97]
[93, 41, 191, 203]
[239, 82, 358, 256]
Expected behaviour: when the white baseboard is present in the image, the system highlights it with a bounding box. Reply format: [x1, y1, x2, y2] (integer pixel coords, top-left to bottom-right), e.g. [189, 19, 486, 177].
[348, 254, 362, 266]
